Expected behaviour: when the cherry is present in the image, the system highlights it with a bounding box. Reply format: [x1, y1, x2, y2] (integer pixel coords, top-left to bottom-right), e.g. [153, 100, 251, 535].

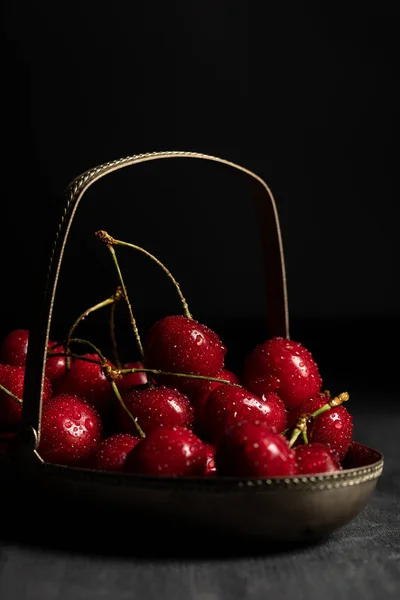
[93, 433, 140, 472]
[116, 385, 194, 436]
[199, 385, 287, 444]
[38, 393, 102, 466]
[0, 364, 53, 431]
[295, 442, 341, 475]
[189, 368, 239, 418]
[45, 342, 67, 383]
[125, 426, 207, 476]
[0, 329, 30, 366]
[310, 405, 353, 461]
[288, 393, 352, 459]
[243, 336, 322, 409]
[116, 361, 148, 396]
[215, 421, 296, 477]
[204, 443, 216, 476]
[55, 354, 114, 415]
[143, 315, 226, 393]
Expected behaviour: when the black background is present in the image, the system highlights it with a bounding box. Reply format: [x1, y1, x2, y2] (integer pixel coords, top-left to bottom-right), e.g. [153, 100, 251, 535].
[1, 6, 400, 599]
[1, 4, 399, 391]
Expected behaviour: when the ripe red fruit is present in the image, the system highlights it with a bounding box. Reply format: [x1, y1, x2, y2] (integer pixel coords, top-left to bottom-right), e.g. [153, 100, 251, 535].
[143, 315, 226, 393]
[55, 354, 114, 414]
[0, 330, 68, 384]
[0, 364, 52, 431]
[189, 368, 239, 418]
[295, 442, 341, 475]
[199, 385, 287, 443]
[243, 337, 322, 409]
[93, 433, 140, 472]
[45, 342, 67, 383]
[215, 421, 296, 477]
[125, 426, 207, 476]
[38, 394, 102, 466]
[204, 443, 216, 476]
[310, 406, 353, 461]
[0, 329, 30, 366]
[116, 385, 194, 436]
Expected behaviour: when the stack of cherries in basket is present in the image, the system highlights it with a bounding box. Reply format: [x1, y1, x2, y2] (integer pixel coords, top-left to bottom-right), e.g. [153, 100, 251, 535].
[0, 231, 355, 478]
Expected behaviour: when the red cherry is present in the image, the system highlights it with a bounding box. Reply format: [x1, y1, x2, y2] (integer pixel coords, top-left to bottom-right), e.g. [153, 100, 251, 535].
[125, 426, 207, 476]
[116, 361, 148, 396]
[38, 393, 102, 466]
[93, 433, 140, 472]
[287, 395, 353, 460]
[204, 443, 216, 476]
[143, 315, 226, 393]
[45, 342, 67, 383]
[310, 406, 353, 461]
[0, 329, 30, 366]
[215, 421, 296, 477]
[199, 385, 287, 444]
[295, 442, 341, 475]
[189, 368, 239, 418]
[0, 364, 52, 431]
[55, 354, 114, 414]
[243, 337, 322, 409]
[116, 385, 194, 436]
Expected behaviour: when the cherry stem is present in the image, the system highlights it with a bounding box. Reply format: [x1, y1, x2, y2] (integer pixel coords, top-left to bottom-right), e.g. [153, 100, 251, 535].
[95, 233, 144, 361]
[47, 351, 103, 366]
[109, 301, 122, 368]
[96, 230, 192, 320]
[118, 367, 234, 385]
[0, 382, 22, 405]
[287, 392, 349, 448]
[108, 380, 145, 439]
[65, 288, 123, 369]
[68, 337, 107, 363]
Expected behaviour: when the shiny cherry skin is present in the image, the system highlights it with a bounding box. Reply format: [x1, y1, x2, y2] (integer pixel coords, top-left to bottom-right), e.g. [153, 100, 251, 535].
[199, 384, 287, 443]
[38, 394, 103, 466]
[243, 337, 322, 409]
[215, 421, 296, 477]
[125, 426, 207, 476]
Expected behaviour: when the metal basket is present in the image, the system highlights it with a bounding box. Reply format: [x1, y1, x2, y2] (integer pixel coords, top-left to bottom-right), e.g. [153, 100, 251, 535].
[2, 152, 383, 544]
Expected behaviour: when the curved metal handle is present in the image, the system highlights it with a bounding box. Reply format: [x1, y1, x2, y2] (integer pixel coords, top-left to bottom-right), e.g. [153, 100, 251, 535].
[21, 151, 289, 449]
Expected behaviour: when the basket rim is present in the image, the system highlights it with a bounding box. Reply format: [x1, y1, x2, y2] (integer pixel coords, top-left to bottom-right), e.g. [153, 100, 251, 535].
[23, 442, 383, 493]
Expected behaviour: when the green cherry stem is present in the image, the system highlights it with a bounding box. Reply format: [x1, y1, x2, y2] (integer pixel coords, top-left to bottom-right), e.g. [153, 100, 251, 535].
[96, 230, 192, 319]
[0, 382, 22, 405]
[47, 351, 103, 366]
[95, 231, 144, 361]
[288, 392, 350, 448]
[65, 287, 123, 369]
[119, 366, 234, 386]
[107, 378, 145, 439]
[68, 337, 108, 363]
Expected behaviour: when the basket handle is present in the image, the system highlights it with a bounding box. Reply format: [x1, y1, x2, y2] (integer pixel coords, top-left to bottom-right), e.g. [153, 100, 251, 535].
[21, 151, 289, 449]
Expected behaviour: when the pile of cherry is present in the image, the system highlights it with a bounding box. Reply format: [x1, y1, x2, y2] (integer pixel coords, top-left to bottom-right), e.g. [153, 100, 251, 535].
[0, 232, 355, 479]
[0, 324, 355, 478]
